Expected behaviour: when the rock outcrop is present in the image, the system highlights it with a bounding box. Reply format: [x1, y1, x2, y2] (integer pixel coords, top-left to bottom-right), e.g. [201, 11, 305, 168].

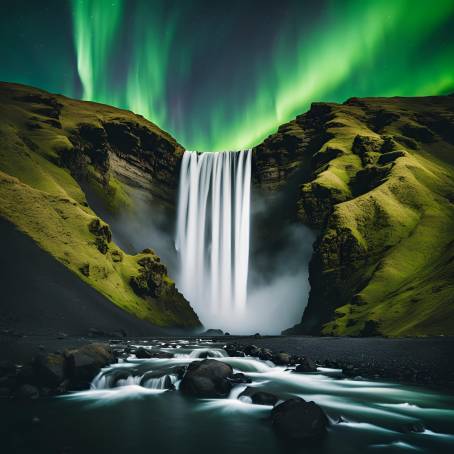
[253, 95, 454, 336]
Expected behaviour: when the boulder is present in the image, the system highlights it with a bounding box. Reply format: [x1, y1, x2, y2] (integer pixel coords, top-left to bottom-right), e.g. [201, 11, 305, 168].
[135, 347, 153, 358]
[294, 358, 317, 373]
[273, 352, 292, 366]
[238, 386, 278, 406]
[228, 372, 252, 384]
[201, 329, 224, 336]
[180, 359, 233, 398]
[225, 344, 245, 357]
[33, 353, 66, 387]
[258, 348, 273, 361]
[135, 347, 173, 359]
[271, 397, 328, 440]
[64, 343, 114, 389]
[244, 345, 261, 357]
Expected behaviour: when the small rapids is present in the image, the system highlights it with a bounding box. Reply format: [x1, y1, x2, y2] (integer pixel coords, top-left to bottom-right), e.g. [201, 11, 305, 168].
[3, 339, 454, 454]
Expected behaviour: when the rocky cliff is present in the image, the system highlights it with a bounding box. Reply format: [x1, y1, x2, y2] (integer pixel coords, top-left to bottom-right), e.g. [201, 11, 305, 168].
[0, 82, 200, 330]
[253, 95, 454, 336]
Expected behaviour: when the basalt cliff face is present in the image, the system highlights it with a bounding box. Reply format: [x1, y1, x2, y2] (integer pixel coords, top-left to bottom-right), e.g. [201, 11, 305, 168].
[253, 95, 454, 336]
[0, 82, 200, 332]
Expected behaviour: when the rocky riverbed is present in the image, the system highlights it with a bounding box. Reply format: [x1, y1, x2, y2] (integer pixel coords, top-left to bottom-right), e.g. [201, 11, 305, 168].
[1, 335, 454, 453]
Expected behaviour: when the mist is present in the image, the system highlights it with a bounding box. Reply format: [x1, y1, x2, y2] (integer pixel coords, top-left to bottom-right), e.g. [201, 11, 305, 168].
[98, 184, 315, 335]
[241, 223, 315, 334]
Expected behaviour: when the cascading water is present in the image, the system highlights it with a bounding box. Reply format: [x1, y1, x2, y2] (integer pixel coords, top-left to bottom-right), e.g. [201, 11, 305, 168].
[175, 150, 252, 328]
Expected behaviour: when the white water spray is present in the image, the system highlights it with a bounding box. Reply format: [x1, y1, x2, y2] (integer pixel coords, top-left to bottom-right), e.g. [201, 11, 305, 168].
[175, 150, 252, 328]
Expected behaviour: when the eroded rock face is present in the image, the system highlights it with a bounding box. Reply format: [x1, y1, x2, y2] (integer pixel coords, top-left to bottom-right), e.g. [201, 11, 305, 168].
[62, 120, 183, 206]
[253, 95, 454, 336]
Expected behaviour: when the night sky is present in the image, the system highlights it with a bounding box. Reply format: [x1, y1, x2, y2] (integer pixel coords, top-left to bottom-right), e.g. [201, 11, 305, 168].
[1, 0, 454, 151]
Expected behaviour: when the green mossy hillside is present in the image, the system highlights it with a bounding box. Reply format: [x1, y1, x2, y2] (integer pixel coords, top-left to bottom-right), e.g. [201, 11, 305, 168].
[255, 95, 454, 336]
[0, 82, 200, 329]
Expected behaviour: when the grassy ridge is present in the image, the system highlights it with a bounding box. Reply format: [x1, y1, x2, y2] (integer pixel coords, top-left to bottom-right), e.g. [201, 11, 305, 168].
[0, 82, 199, 329]
[255, 95, 454, 336]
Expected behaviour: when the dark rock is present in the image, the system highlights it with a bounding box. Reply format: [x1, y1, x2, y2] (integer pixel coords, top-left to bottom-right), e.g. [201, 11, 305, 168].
[134, 347, 173, 359]
[79, 263, 90, 276]
[202, 329, 224, 336]
[228, 372, 252, 384]
[64, 343, 114, 389]
[294, 358, 317, 373]
[180, 359, 233, 398]
[134, 347, 152, 358]
[244, 345, 261, 357]
[33, 353, 66, 387]
[273, 352, 292, 366]
[377, 150, 406, 165]
[271, 397, 328, 440]
[359, 320, 382, 337]
[225, 344, 245, 357]
[238, 386, 278, 406]
[258, 348, 274, 361]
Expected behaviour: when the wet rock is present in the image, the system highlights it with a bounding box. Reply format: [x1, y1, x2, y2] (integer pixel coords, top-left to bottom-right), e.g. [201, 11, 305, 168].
[271, 397, 328, 440]
[180, 359, 233, 398]
[228, 372, 252, 384]
[273, 352, 292, 366]
[225, 344, 245, 357]
[244, 345, 261, 357]
[294, 358, 317, 373]
[135, 347, 153, 358]
[64, 343, 114, 389]
[238, 386, 278, 406]
[134, 347, 173, 359]
[258, 348, 273, 361]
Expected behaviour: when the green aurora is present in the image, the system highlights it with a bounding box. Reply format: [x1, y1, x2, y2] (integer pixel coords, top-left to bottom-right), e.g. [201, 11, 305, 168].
[1, 0, 454, 151]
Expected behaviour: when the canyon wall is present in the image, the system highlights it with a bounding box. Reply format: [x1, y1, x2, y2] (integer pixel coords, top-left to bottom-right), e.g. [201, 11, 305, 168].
[253, 95, 454, 336]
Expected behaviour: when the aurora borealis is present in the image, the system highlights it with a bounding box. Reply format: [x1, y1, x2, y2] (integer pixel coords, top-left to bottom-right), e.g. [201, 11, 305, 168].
[1, 0, 454, 151]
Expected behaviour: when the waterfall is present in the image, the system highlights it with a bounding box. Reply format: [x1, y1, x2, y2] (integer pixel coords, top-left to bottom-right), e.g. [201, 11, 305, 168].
[175, 150, 252, 328]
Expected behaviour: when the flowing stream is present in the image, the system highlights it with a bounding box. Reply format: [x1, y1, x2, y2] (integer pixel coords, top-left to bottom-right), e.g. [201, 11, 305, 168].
[3, 339, 454, 453]
[175, 150, 252, 329]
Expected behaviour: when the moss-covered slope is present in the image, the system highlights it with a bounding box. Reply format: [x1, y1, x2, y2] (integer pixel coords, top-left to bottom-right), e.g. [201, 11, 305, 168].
[0, 82, 200, 329]
[253, 95, 454, 337]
